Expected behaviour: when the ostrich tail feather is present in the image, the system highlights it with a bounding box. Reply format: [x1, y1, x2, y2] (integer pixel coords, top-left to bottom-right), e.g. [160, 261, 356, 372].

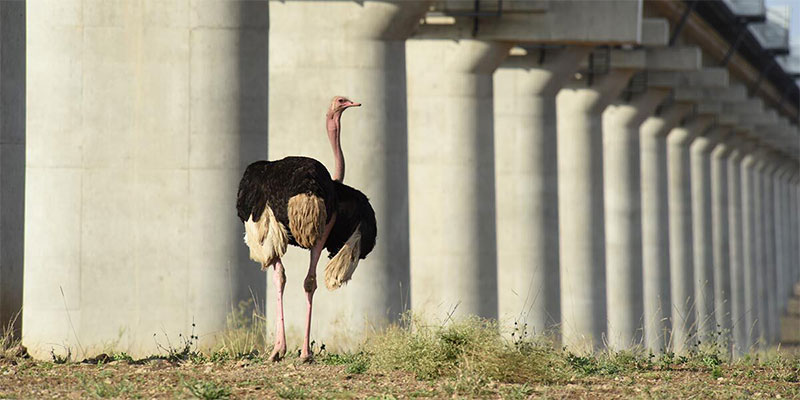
[324, 225, 362, 290]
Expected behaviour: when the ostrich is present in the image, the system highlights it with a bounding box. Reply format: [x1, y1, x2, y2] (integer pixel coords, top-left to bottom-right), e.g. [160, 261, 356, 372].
[236, 96, 377, 362]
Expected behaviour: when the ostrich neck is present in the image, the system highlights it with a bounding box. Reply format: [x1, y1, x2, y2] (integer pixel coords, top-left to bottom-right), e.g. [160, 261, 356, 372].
[326, 112, 345, 182]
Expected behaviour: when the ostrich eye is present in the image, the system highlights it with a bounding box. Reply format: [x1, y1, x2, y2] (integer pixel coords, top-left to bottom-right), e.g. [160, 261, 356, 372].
[339, 99, 345, 103]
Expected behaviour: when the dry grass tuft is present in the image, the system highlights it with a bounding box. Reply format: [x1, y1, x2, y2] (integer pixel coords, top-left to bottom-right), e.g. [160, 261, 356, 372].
[364, 313, 570, 385]
[213, 299, 269, 359]
[0, 311, 27, 361]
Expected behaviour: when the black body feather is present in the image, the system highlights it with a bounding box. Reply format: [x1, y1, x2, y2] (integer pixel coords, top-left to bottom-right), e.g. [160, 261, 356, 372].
[236, 156, 337, 247]
[324, 181, 377, 259]
[236, 156, 376, 259]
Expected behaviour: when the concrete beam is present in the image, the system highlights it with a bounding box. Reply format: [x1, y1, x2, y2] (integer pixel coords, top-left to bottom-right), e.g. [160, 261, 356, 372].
[650, 68, 729, 90]
[641, 18, 669, 46]
[578, 49, 646, 70]
[702, 85, 749, 102]
[697, 101, 723, 115]
[421, 0, 641, 44]
[645, 47, 702, 71]
[742, 111, 779, 126]
[723, 99, 765, 115]
[434, 0, 550, 13]
[580, 47, 700, 71]
[718, 113, 740, 126]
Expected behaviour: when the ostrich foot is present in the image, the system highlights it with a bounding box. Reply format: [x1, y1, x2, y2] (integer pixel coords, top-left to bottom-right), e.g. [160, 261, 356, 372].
[268, 345, 286, 362]
[298, 351, 314, 364]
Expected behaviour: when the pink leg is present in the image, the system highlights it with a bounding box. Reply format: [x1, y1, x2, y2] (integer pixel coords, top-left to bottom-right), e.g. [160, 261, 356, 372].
[268, 259, 287, 362]
[299, 214, 336, 363]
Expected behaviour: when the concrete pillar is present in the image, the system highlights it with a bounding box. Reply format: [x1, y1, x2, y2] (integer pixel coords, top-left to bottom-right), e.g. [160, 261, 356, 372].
[640, 103, 693, 353]
[726, 136, 748, 355]
[24, 1, 269, 358]
[494, 47, 590, 334]
[793, 177, 800, 286]
[557, 70, 635, 351]
[774, 163, 791, 318]
[740, 147, 762, 349]
[792, 177, 799, 287]
[269, 2, 429, 345]
[690, 128, 718, 342]
[752, 152, 768, 345]
[787, 170, 799, 302]
[762, 156, 779, 343]
[791, 175, 800, 282]
[710, 128, 734, 345]
[0, 1, 25, 336]
[408, 38, 511, 320]
[602, 88, 669, 350]
[667, 115, 713, 354]
[792, 178, 797, 287]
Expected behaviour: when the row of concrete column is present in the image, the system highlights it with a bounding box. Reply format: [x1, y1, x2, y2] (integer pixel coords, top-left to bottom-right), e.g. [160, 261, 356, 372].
[17, 1, 799, 358]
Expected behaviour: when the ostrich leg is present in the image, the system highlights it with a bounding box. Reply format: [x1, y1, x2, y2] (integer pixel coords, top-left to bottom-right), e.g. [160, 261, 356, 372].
[268, 259, 287, 362]
[300, 214, 337, 362]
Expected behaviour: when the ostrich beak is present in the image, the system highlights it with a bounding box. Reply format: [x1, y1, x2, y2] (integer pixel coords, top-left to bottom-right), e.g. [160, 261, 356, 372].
[348, 102, 361, 108]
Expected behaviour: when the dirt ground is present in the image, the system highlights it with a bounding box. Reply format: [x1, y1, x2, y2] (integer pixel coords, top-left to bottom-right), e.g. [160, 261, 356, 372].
[0, 353, 798, 399]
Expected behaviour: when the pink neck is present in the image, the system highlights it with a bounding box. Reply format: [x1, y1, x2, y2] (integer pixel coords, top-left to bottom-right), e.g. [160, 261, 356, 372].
[326, 111, 345, 182]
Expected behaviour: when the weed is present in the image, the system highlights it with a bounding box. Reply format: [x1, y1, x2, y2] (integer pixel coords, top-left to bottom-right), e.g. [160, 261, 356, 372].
[183, 378, 232, 400]
[345, 355, 369, 374]
[153, 322, 200, 362]
[51, 347, 72, 364]
[318, 352, 359, 365]
[110, 352, 134, 363]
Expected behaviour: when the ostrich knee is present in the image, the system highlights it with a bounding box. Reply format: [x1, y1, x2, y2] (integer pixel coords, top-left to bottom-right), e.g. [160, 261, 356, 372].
[303, 273, 317, 295]
[274, 265, 286, 290]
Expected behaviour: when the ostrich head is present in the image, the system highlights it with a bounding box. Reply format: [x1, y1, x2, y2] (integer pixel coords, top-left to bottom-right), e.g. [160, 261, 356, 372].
[327, 96, 360, 117]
